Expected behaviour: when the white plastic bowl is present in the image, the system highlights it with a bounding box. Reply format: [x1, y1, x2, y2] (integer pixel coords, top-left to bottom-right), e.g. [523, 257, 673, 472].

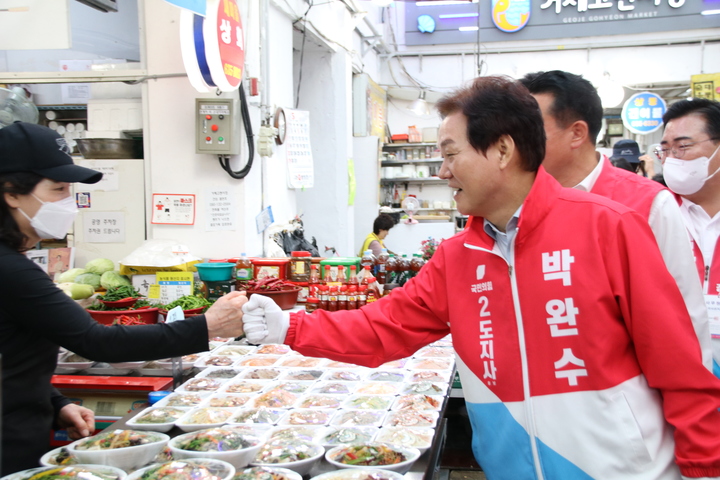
[67, 430, 169, 472]
[39, 447, 79, 467]
[324, 443, 421, 474]
[168, 426, 263, 468]
[175, 407, 238, 432]
[2, 465, 127, 480]
[234, 466, 302, 480]
[309, 468, 405, 480]
[249, 442, 325, 476]
[125, 458, 235, 480]
[373, 427, 434, 454]
[126, 406, 189, 432]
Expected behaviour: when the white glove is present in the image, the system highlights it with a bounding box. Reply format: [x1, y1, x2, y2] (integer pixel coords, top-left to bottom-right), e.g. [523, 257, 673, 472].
[242, 294, 290, 344]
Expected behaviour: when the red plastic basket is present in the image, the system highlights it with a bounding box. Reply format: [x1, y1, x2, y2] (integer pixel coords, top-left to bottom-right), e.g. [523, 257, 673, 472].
[87, 307, 160, 325]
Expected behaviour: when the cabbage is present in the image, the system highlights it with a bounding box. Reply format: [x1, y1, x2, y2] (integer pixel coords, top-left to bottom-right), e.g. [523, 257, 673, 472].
[57, 268, 87, 283]
[100, 271, 132, 290]
[85, 258, 115, 275]
[74, 273, 102, 289]
[57, 282, 95, 300]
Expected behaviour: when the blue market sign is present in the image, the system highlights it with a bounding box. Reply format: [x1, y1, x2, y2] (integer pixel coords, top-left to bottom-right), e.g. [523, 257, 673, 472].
[492, 0, 531, 33]
[621, 92, 667, 135]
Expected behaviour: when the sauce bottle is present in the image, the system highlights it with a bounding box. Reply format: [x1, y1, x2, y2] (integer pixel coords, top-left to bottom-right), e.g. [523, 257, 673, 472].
[347, 285, 358, 309]
[318, 285, 329, 310]
[323, 265, 333, 284]
[235, 253, 253, 282]
[360, 265, 374, 285]
[328, 286, 339, 312]
[305, 297, 319, 313]
[348, 265, 359, 286]
[338, 285, 348, 310]
[376, 248, 389, 284]
[357, 285, 367, 308]
[363, 275, 381, 301]
[309, 264, 321, 297]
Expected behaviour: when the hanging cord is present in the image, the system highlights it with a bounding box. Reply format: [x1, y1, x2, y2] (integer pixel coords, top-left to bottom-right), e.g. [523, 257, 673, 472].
[218, 84, 255, 179]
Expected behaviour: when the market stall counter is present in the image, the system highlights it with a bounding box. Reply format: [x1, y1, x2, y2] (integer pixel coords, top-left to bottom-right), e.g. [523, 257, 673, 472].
[48, 336, 456, 480]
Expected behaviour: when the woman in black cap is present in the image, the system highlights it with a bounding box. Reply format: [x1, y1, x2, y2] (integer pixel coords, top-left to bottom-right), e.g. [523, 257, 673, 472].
[0, 122, 248, 475]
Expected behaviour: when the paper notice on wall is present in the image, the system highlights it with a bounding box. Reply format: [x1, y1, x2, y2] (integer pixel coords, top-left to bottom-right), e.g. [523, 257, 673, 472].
[151, 194, 196, 225]
[77, 160, 119, 192]
[285, 109, 314, 189]
[83, 211, 126, 243]
[205, 187, 236, 231]
[59, 60, 93, 104]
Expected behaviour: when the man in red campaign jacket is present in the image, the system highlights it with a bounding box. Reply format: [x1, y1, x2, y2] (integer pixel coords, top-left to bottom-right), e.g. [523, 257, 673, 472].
[659, 98, 720, 378]
[520, 70, 714, 375]
[242, 76, 720, 479]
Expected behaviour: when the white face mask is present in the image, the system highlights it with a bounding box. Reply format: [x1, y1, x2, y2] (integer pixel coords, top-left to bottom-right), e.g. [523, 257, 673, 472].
[663, 145, 720, 196]
[19, 194, 78, 240]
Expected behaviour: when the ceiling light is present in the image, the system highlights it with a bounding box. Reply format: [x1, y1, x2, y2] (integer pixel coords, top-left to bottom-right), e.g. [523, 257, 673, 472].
[459, 26, 479, 31]
[439, 13, 479, 18]
[408, 91, 431, 116]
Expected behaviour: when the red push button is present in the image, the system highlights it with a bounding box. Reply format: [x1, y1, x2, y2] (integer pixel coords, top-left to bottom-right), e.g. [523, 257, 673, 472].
[205, 136, 212, 141]
[205, 115, 212, 120]
[211, 124, 219, 132]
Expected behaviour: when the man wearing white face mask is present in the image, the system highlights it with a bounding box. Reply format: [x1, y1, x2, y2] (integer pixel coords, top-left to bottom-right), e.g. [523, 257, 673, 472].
[660, 98, 720, 376]
[0, 122, 249, 475]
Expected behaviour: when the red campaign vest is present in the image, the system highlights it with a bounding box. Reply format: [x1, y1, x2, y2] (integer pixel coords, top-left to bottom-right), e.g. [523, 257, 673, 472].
[691, 240, 720, 295]
[590, 156, 665, 222]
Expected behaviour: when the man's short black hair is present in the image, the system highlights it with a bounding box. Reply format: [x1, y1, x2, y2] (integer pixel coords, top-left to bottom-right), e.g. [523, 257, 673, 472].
[663, 98, 720, 141]
[520, 70, 603, 144]
[436, 75, 546, 172]
[373, 213, 395, 235]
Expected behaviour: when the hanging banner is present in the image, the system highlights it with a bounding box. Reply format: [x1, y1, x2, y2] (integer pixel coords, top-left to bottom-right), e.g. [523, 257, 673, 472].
[621, 92, 667, 135]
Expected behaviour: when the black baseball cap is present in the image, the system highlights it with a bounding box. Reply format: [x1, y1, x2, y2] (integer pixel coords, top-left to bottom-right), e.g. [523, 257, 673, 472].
[0, 122, 102, 183]
[612, 139, 641, 164]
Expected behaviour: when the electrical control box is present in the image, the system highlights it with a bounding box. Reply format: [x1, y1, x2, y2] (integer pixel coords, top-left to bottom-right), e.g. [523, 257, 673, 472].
[195, 98, 240, 155]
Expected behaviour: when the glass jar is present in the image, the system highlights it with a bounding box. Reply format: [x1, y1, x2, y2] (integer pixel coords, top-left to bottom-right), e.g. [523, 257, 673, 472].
[289, 251, 312, 282]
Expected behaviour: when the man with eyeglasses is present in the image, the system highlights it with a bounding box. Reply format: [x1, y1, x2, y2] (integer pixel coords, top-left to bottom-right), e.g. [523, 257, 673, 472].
[660, 98, 720, 376]
[520, 70, 714, 374]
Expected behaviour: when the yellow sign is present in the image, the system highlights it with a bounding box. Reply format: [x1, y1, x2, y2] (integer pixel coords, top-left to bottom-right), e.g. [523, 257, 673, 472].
[691, 73, 720, 101]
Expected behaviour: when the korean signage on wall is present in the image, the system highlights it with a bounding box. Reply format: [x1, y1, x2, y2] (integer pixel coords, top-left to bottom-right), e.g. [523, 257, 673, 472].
[405, 0, 719, 46]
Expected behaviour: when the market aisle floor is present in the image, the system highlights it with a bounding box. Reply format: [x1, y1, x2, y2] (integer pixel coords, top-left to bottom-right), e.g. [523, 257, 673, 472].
[439, 398, 484, 479]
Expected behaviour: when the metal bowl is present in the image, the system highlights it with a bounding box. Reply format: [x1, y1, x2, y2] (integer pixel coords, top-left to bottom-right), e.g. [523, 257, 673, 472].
[76, 138, 143, 159]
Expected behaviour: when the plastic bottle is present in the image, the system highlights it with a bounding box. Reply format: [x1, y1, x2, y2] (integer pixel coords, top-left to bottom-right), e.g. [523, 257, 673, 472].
[309, 264, 321, 297]
[347, 285, 358, 310]
[397, 254, 411, 285]
[360, 265, 374, 285]
[235, 253, 253, 282]
[318, 285, 329, 310]
[361, 250, 376, 273]
[410, 253, 425, 278]
[323, 265, 333, 284]
[348, 265, 359, 286]
[385, 254, 398, 284]
[364, 276, 381, 302]
[338, 285, 348, 310]
[305, 297, 319, 313]
[328, 286, 339, 312]
[376, 248, 389, 284]
[357, 285, 367, 308]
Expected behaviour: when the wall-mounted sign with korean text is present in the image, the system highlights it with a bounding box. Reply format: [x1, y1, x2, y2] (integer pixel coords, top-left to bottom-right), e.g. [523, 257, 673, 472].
[151, 193, 196, 225]
[621, 92, 667, 135]
[82, 211, 126, 243]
